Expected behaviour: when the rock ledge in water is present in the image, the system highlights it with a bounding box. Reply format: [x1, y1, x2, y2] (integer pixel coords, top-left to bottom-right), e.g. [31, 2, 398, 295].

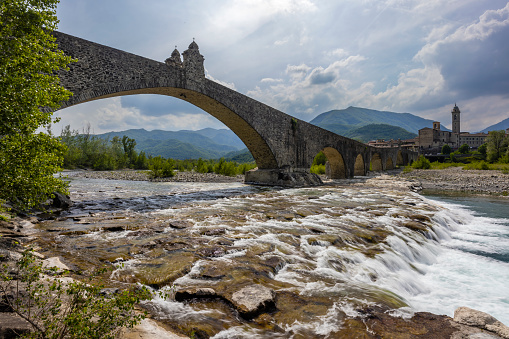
[454, 307, 509, 339]
[229, 284, 276, 319]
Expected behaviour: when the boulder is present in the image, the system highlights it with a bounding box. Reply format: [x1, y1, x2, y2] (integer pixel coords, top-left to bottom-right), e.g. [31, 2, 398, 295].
[228, 284, 276, 319]
[51, 192, 73, 209]
[454, 307, 509, 339]
[0, 313, 32, 338]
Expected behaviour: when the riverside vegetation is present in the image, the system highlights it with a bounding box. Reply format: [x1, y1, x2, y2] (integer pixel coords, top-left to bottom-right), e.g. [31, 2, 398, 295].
[60, 125, 256, 179]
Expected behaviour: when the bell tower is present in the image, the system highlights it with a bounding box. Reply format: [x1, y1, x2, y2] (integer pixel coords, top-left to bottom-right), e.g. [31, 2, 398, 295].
[451, 103, 461, 146]
[451, 103, 460, 134]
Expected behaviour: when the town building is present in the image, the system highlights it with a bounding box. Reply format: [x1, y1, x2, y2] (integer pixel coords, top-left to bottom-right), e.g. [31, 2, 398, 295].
[417, 104, 487, 153]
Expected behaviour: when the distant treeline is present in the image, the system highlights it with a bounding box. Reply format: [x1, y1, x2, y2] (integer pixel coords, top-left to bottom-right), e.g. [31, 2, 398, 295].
[60, 125, 256, 177]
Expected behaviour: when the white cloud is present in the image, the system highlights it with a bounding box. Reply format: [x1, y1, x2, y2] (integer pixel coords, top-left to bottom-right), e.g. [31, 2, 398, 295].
[206, 70, 237, 90]
[416, 2, 509, 62]
[54, 98, 226, 134]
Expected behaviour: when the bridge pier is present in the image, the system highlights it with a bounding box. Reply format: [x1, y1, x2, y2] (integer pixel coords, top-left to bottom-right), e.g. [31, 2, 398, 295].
[244, 169, 323, 187]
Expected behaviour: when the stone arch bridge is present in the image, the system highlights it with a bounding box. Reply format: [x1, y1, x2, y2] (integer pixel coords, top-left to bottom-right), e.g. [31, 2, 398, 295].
[53, 32, 417, 187]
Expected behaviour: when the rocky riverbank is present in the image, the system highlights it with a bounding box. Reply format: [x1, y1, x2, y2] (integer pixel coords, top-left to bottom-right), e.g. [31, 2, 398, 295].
[64, 169, 244, 183]
[395, 166, 509, 195]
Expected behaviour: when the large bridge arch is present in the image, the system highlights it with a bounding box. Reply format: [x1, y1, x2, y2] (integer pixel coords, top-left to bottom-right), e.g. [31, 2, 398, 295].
[54, 31, 418, 187]
[59, 87, 279, 170]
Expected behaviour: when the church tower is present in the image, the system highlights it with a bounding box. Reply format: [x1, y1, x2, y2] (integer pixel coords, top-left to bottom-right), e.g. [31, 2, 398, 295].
[451, 103, 460, 134]
[451, 103, 461, 146]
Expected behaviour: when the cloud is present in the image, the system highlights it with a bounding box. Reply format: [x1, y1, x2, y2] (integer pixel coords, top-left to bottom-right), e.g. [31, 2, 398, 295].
[54, 97, 227, 134]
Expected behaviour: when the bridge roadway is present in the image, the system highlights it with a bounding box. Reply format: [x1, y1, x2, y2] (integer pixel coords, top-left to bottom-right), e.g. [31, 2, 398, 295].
[53, 31, 417, 187]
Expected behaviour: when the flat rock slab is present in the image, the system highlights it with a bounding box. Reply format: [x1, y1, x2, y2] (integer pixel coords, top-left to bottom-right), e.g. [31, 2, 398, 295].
[229, 284, 275, 319]
[454, 307, 509, 339]
[0, 313, 32, 338]
[42, 257, 70, 271]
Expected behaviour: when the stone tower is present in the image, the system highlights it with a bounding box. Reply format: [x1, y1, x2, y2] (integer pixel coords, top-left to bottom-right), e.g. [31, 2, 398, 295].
[451, 103, 461, 146]
[165, 47, 183, 68]
[182, 40, 205, 79]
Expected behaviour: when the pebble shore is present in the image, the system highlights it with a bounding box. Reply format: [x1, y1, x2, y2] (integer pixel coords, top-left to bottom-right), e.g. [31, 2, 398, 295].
[64, 169, 244, 183]
[396, 166, 509, 195]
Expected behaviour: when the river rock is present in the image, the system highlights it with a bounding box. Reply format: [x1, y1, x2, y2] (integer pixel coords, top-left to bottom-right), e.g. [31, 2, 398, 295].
[229, 284, 276, 319]
[119, 318, 188, 339]
[169, 220, 192, 229]
[42, 257, 70, 271]
[0, 313, 32, 338]
[454, 307, 509, 338]
[175, 287, 217, 301]
[51, 192, 73, 209]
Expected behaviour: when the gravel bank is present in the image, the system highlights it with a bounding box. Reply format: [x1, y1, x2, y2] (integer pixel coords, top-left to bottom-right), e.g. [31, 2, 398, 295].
[396, 166, 509, 195]
[64, 169, 245, 183]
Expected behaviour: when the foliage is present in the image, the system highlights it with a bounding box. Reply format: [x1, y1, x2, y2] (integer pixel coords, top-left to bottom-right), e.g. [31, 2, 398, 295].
[0, 250, 151, 339]
[458, 143, 470, 154]
[429, 161, 461, 170]
[149, 156, 175, 178]
[312, 152, 327, 166]
[486, 130, 509, 163]
[0, 0, 74, 211]
[411, 155, 431, 169]
[463, 161, 490, 170]
[477, 143, 487, 158]
[343, 123, 417, 143]
[310, 164, 326, 175]
[441, 144, 451, 155]
[60, 125, 147, 170]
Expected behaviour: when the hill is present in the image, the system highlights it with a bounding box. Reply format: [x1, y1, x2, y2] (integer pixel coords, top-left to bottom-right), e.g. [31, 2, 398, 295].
[96, 128, 245, 160]
[343, 124, 417, 143]
[310, 106, 444, 135]
[480, 117, 509, 133]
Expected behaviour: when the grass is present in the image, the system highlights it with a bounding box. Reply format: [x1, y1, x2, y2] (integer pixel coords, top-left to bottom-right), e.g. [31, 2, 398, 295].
[404, 159, 509, 173]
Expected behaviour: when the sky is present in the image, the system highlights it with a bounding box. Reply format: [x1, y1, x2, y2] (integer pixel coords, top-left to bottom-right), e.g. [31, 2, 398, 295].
[54, 0, 509, 134]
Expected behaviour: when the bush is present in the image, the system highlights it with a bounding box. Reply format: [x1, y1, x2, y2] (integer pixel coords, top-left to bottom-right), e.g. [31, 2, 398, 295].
[441, 144, 451, 155]
[310, 164, 326, 174]
[149, 156, 175, 178]
[463, 161, 490, 170]
[411, 155, 431, 169]
[458, 144, 470, 154]
[0, 250, 152, 339]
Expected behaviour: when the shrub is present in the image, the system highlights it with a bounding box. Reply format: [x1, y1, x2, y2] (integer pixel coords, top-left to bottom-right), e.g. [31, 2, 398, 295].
[458, 143, 470, 154]
[149, 156, 175, 178]
[310, 164, 326, 175]
[463, 161, 490, 170]
[441, 144, 451, 155]
[0, 250, 152, 339]
[411, 155, 431, 169]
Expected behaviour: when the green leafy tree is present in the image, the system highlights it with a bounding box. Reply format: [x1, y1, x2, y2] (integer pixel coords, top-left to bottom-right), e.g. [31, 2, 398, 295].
[486, 130, 508, 162]
[0, 0, 74, 210]
[458, 143, 470, 154]
[477, 143, 487, 159]
[412, 155, 431, 169]
[441, 144, 451, 155]
[122, 135, 137, 167]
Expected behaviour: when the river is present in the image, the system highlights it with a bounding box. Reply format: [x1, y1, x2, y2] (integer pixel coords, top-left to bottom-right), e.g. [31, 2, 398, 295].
[35, 174, 509, 338]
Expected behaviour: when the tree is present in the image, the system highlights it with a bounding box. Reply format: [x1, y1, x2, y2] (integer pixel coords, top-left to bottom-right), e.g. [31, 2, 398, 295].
[477, 143, 487, 159]
[0, 0, 74, 211]
[458, 143, 470, 154]
[441, 144, 451, 155]
[486, 130, 508, 162]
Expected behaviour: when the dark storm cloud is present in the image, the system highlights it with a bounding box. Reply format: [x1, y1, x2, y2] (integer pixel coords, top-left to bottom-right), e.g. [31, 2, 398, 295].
[437, 27, 509, 98]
